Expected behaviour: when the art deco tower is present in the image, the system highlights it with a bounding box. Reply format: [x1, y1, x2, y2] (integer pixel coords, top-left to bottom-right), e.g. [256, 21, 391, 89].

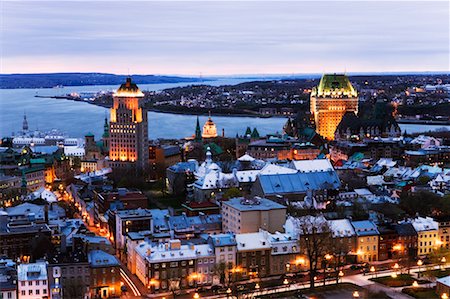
[310, 74, 358, 140]
[109, 78, 148, 170]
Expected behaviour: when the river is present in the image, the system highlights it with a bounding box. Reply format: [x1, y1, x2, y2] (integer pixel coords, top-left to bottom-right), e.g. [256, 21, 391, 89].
[0, 79, 448, 140]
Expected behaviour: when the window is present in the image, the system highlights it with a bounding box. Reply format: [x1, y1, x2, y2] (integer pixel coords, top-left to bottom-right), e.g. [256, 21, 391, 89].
[43, 280, 47, 285]
[28, 281, 32, 286]
[21, 291, 25, 296]
[36, 290, 40, 295]
[36, 281, 40, 286]
[21, 281, 25, 287]
[29, 290, 33, 295]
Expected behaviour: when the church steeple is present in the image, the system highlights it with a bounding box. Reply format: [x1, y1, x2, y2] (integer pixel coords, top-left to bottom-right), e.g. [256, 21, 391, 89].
[102, 116, 109, 138]
[22, 113, 29, 132]
[194, 116, 202, 141]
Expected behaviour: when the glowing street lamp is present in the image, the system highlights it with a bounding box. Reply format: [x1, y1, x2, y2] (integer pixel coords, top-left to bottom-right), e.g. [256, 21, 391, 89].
[417, 260, 423, 278]
[442, 293, 449, 299]
[283, 278, 289, 285]
[338, 270, 344, 284]
[352, 291, 360, 298]
[441, 257, 447, 270]
[193, 292, 200, 299]
[370, 266, 376, 278]
[412, 281, 419, 287]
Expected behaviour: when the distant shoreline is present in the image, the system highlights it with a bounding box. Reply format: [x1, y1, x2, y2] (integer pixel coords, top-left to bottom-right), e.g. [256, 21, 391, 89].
[34, 95, 289, 119]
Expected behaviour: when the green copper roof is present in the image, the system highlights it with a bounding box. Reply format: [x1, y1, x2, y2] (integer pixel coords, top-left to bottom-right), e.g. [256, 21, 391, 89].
[314, 74, 357, 97]
[85, 132, 94, 137]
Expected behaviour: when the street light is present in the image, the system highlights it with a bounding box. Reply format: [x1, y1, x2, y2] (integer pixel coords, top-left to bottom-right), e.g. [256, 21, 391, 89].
[417, 260, 423, 278]
[193, 292, 200, 299]
[442, 293, 449, 299]
[353, 291, 360, 298]
[370, 266, 376, 278]
[441, 257, 447, 270]
[338, 270, 344, 284]
[412, 281, 419, 287]
[226, 288, 232, 299]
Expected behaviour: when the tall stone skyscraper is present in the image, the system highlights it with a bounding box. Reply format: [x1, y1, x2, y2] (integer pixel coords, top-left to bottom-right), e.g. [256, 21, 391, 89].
[109, 78, 148, 171]
[310, 74, 358, 140]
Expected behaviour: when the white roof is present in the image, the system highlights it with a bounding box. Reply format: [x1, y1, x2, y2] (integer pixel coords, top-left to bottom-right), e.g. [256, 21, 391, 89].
[329, 219, 356, 238]
[18, 262, 48, 281]
[238, 154, 255, 162]
[64, 146, 85, 156]
[411, 217, 439, 232]
[235, 232, 271, 251]
[375, 158, 397, 168]
[6, 203, 45, 219]
[235, 170, 260, 183]
[259, 163, 296, 175]
[136, 242, 214, 263]
[32, 188, 58, 203]
[354, 188, 374, 197]
[437, 275, 450, 287]
[290, 159, 334, 173]
[367, 175, 386, 186]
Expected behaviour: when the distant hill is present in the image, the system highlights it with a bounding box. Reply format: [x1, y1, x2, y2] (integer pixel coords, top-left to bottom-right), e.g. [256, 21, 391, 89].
[0, 72, 208, 89]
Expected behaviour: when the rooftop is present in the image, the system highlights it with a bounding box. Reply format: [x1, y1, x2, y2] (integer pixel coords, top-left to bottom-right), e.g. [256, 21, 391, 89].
[17, 262, 48, 282]
[223, 197, 286, 211]
[88, 250, 120, 267]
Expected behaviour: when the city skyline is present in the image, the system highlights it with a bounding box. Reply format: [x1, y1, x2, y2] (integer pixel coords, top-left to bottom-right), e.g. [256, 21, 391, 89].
[2, 1, 449, 75]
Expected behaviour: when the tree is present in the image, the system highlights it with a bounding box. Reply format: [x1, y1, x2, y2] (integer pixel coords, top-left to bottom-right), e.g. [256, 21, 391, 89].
[213, 262, 227, 285]
[222, 188, 242, 200]
[294, 215, 332, 289]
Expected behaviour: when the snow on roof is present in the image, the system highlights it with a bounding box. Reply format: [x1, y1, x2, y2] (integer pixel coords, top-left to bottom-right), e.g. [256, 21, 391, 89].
[375, 158, 397, 168]
[290, 159, 334, 173]
[6, 203, 45, 219]
[351, 220, 379, 236]
[238, 154, 255, 162]
[88, 250, 119, 267]
[367, 175, 386, 186]
[137, 241, 214, 263]
[354, 188, 374, 197]
[235, 232, 271, 251]
[437, 275, 450, 287]
[64, 146, 85, 157]
[410, 216, 439, 232]
[235, 170, 260, 183]
[17, 262, 48, 281]
[259, 163, 297, 175]
[329, 219, 356, 238]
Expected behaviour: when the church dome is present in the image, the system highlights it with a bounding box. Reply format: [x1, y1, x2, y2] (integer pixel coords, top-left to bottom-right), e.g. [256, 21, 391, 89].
[202, 115, 218, 138]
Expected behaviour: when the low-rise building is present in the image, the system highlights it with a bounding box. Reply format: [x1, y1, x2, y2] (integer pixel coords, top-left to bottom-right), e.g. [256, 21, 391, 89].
[351, 220, 379, 263]
[17, 262, 49, 299]
[394, 223, 418, 259]
[235, 232, 271, 279]
[222, 197, 286, 234]
[410, 216, 439, 256]
[207, 234, 237, 284]
[88, 250, 121, 299]
[437, 216, 450, 250]
[0, 265, 17, 299]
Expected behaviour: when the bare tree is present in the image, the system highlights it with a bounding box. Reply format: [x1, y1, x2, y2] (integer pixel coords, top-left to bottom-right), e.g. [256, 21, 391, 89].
[294, 215, 332, 289]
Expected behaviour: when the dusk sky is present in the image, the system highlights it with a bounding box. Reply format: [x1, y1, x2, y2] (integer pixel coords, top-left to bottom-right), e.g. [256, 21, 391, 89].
[2, 1, 449, 75]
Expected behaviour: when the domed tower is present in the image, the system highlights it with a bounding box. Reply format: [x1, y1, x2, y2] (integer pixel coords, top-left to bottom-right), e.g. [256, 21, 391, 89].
[109, 77, 149, 171]
[202, 113, 218, 139]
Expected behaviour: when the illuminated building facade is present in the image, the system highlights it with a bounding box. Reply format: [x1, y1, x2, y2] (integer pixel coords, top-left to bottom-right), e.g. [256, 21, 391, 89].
[202, 114, 218, 138]
[109, 78, 148, 170]
[310, 74, 358, 140]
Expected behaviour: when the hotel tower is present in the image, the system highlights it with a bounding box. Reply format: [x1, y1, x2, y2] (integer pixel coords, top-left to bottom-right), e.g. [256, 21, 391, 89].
[310, 74, 359, 140]
[109, 78, 149, 171]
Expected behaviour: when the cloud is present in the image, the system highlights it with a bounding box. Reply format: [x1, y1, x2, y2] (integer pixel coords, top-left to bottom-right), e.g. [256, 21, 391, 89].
[2, 1, 449, 74]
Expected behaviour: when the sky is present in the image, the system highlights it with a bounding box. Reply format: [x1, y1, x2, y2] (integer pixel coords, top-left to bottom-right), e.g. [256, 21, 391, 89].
[1, 1, 449, 75]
